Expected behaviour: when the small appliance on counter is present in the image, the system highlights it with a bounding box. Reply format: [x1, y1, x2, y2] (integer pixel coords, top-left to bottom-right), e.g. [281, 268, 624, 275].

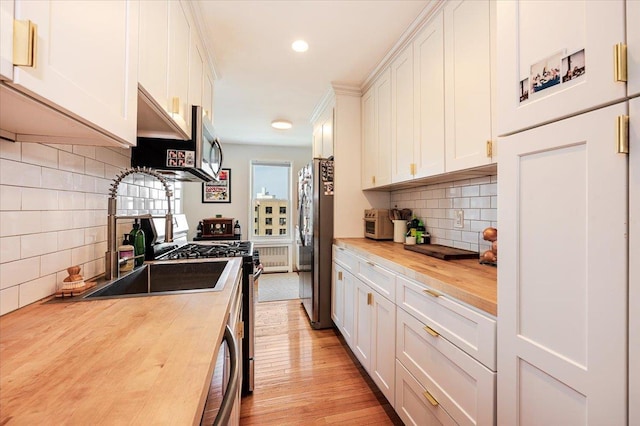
[194, 217, 240, 240]
[364, 208, 394, 240]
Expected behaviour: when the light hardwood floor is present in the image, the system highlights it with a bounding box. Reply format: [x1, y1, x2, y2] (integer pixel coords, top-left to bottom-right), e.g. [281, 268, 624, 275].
[240, 299, 403, 425]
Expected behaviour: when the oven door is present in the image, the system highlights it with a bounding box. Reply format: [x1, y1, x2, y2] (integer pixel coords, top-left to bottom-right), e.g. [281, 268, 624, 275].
[364, 218, 377, 238]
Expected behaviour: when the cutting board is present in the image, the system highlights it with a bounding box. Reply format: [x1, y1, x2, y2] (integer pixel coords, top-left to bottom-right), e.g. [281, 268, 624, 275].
[404, 244, 478, 260]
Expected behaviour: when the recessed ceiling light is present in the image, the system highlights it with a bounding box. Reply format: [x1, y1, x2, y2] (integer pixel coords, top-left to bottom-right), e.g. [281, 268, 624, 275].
[291, 40, 309, 53]
[271, 120, 292, 130]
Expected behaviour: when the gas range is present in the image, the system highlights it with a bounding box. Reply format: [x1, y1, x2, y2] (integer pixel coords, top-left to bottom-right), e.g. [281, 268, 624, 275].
[160, 241, 254, 260]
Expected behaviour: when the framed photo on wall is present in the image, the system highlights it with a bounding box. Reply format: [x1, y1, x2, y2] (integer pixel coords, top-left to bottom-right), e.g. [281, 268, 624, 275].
[202, 169, 231, 203]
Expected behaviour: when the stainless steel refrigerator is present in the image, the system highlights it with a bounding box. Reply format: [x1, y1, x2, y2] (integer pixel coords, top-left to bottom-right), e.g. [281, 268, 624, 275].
[297, 158, 334, 329]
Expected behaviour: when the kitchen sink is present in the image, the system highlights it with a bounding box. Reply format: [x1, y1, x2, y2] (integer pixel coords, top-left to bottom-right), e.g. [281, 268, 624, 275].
[83, 260, 229, 299]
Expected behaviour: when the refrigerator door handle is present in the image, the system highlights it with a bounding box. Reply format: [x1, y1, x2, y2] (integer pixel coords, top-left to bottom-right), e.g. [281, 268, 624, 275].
[299, 193, 306, 246]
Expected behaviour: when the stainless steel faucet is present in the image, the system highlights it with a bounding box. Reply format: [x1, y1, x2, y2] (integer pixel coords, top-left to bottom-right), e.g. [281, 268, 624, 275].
[104, 167, 174, 280]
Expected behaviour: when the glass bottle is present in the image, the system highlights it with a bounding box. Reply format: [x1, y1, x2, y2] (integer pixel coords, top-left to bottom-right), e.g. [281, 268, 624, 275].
[129, 219, 145, 267]
[234, 220, 241, 239]
[118, 234, 134, 272]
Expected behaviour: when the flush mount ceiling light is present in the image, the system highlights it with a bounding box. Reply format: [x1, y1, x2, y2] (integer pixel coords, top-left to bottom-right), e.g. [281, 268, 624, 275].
[291, 39, 309, 53]
[271, 119, 292, 130]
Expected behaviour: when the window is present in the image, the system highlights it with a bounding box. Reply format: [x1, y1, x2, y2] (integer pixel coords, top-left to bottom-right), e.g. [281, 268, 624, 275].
[251, 161, 292, 239]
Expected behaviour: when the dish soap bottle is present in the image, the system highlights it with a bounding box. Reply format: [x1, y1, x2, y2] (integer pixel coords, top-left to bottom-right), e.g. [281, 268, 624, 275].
[234, 220, 241, 239]
[118, 234, 134, 272]
[416, 220, 426, 244]
[129, 219, 145, 267]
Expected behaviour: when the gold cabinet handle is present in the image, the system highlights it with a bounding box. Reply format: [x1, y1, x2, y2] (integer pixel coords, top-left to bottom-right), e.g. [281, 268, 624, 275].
[424, 325, 440, 337]
[486, 140, 493, 158]
[423, 289, 441, 298]
[372, 175, 376, 185]
[171, 97, 180, 114]
[13, 19, 37, 67]
[616, 115, 629, 154]
[614, 43, 628, 82]
[367, 293, 373, 305]
[366, 261, 375, 267]
[423, 390, 439, 406]
[338, 271, 343, 280]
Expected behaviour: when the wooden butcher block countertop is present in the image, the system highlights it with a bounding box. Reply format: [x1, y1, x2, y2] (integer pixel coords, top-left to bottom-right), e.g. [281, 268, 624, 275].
[334, 238, 497, 316]
[0, 257, 243, 425]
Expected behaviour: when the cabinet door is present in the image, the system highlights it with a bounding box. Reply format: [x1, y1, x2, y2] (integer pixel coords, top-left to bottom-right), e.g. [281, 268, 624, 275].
[139, 0, 169, 116]
[189, 39, 204, 114]
[629, 96, 639, 426]
[498, 102, 628, 425]
[413, 10, 445, 179]
[168, 0, 190, 136]
[497, 0, 627, 135]
[12, 0, 139, 145]
[391, 47, 415, 183]
[361, 86, 377, 189]
[370, 290, 396, 407]
[0, 0, 13, 80]
[444, 0, 493, 172]
[341, 268, 356, 347]
[312, 121, 323, 158]
[628, 0, 640, 97]
[375, 68, 392, 186]
[332, 262, 345, 330]
[321, 110, 334, 158]
[203, 69, 215, 124]
[353, 279, 372, 370]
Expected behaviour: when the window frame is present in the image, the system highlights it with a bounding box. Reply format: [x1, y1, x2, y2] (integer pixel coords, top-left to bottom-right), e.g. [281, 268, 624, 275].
[248, 160, 293, 243]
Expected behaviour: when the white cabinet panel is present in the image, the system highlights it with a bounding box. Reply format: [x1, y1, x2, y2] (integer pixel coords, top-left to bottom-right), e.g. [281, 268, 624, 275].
[444, 0, 493, 172]
[391, 47, 415, 183]
[395, 360, 457, 426]
[413, 10, 445, 178]
[341, 267, 356, 346]
[356, 257, 395, 302]
[11, 0, 138, 145]
[375, 69, 392, 186]
[203, 70, 214, 124]
[139, 0, 169, 115]
[396, 308, 495, 426]
[332, 262, 345, 330]
[0, 0, 13, 80]
[361, 86, 376, 189]
[334, 246, 358, 276]
[168, 0, 190, 135]
[497, 0, 627, 135]
[189, 40, 204, 113]
[629, 96, 639, 426]
[396, 275, 496, 370]
[628, 0, 640, 97]
[353, 279, 372, 368]
[370, 290, 395, 407]
[497, 102, 628, 425]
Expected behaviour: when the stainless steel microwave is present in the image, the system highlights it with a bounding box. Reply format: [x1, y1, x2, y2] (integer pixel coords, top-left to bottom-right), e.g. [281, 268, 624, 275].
[364, 209, 394, 240]
[131, 105, 222, 182]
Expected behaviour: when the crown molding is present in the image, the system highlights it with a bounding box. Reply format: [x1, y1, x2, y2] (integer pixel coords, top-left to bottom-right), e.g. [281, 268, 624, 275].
[309, 87, 336, 124]
[185, 1, 221, 80]
[331, 83, 362, 97]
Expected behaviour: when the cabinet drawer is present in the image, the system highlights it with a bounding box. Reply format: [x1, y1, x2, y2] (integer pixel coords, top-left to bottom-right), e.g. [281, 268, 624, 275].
[395, 360, 457, 426]
[396, 274, 496, 370]
[396, 308, 496, 426]
[356, 257, 395, 302]
[333, 245, 358, 273]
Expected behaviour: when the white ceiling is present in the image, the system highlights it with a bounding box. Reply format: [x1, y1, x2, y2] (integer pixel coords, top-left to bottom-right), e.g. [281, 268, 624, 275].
[194, 0, 430, 147]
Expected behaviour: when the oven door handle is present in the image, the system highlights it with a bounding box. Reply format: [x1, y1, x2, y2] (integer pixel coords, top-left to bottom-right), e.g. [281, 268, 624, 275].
[253, 266, 263, 281]
[213, 325, 239, 426]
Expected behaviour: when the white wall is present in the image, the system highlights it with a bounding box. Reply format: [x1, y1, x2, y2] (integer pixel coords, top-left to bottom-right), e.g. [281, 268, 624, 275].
[181, 143, 312, 241]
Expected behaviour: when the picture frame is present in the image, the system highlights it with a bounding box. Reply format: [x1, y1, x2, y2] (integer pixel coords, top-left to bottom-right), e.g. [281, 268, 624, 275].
[202, 169, 231, 203]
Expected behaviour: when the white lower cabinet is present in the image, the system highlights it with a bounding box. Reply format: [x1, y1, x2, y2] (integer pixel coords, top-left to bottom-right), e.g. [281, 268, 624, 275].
[396, 360, 456, 426]
[370, 288, 396, 407]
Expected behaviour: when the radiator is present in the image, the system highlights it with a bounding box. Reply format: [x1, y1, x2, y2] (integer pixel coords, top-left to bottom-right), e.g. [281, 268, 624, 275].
[255, 245, 290, 273]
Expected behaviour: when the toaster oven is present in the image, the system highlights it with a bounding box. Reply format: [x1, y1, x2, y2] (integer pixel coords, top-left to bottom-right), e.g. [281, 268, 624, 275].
[364, 209, 394, 240]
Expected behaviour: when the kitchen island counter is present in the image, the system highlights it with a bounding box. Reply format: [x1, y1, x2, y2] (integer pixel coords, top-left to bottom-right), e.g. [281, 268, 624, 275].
[334, 238, 497, 315]
[0, 257, 243, 425]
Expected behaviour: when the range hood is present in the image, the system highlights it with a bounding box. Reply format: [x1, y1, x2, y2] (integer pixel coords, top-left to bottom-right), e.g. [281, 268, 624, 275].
[131, 105, 222, 183]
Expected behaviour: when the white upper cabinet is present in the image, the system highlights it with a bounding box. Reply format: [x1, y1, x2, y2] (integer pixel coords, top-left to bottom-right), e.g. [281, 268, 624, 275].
[0, 0, 13, 80]
[391, 47, 415, 183]
[497, 0, 628, 136]
[412, 10, 445, 178]
[203, 69, 215, 125]
[3, 0, 139, 146]
[168, 0, 190, 135]
[312, 105, 333, 159]
[139, 0, 169, 120]
[444, 0, 494, 172]
[189, 38, 204, 116]
[362, 68, 391, 189]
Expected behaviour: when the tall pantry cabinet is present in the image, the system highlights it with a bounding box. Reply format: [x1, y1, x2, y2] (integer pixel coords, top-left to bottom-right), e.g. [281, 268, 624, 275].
[497, 1, 638, 424]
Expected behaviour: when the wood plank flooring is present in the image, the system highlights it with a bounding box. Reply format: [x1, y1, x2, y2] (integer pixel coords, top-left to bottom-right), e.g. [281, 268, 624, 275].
[240, 299, 403, 425]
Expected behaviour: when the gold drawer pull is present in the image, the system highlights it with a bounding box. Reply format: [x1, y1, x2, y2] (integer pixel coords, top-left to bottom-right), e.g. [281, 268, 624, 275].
[367, 293, 373, 305]
[338, 271, 343, 280]
[366, 261, 375, 267]
[424, 325, 439, 337]
[423, 390, 439, 406]
[423, 289, 441, 298]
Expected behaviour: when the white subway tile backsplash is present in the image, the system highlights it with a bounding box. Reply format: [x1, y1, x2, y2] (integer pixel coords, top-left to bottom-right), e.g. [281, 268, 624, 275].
[95, 147, 129, 168]
[22, 187, 58, 210]
[41, 211, 74, 232]
[19, 274, 56, 307]
[84, 226, 106, 244]
[85, 193, 106, 210]
[391, 174, 497, 253]
[0, 257, 40, 289]
[41, 250, 72, 276]
[0, 159, 41, 187]
[85, 158, 105, 178]
[0, 185, 21, 211]
[42, 168, 74, 190]
[71, 244, 96, 266]
[0, 140, 21, 161]
[73, 174, 96, 193]
[59, 191, 85, 210]
[48, 144, 73, 153]
[59, 151, 85, 173]
[0, 211, 42, 237]
[58, 229, 85, 250]
[0, 285, 19, 315]
[22, 144, 58, 168]
[0, 236, 21, 264]
[73, 145, 96, 159]
[21, 232, 58, 258]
